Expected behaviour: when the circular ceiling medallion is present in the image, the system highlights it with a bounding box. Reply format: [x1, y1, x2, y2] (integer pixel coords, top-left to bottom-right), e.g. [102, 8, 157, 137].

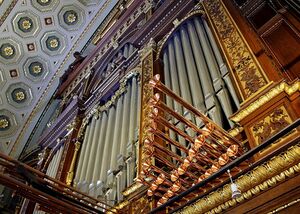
[78, 0, 100, 6]
[0, 38, 23, 64]
[40, 31, 67, 56]
[58, 5, 85, 31]
[46, 36, 61, 51]
[0, 115, 10, 131]
[0, 43, 15, 59]
[12, 11, 41, 37]
[24, 56, 49, 82]
[11, 88, 27, 103]
[6, 82, 33, 108]
[0, 109, 18, 138]
[32, 0, 59, 12]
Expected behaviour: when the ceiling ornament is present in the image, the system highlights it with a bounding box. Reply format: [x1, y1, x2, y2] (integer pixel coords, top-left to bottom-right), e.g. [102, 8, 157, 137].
[58, 5, 85, 31]
[0, 109, 18, 138]
[31, 0, 59, 12]
[6, 83, 33, 108]
[24, 57, 49, 82]
[40, 31, 67, 56]
[0, 38, 23, 64]
[12, 11, 41, 37]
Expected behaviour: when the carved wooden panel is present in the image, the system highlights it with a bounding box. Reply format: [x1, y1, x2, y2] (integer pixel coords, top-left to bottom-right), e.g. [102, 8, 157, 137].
[203, 0, 269, 100]
[250, 105, 293, 146]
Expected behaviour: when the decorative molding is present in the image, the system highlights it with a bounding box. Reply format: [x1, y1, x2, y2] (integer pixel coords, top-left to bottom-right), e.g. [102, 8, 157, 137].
[91, 0, 125, 45]
[66, 141, 81, 186]
[180, 144, 300, 213]
[203, 0, 269, 100]
[231, 81, 299, 123]
[138, 0, 185, 46]
[138, 39, 156, 176]
[122, 182, 143, 197]
[0, 0, 18, 27]
[267, 198, 300, 214]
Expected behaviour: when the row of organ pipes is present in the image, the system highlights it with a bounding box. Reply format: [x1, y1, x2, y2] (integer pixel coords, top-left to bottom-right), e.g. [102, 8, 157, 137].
[74, 74, 140, 204]
[163, 17, 240, 131]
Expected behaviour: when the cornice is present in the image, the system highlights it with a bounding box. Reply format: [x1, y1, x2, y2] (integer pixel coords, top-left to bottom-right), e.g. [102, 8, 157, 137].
[231, 80, 300, 123]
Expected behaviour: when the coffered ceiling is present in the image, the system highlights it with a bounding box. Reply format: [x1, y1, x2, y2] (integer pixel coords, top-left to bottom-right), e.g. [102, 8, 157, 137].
[0, 0, 118, 157]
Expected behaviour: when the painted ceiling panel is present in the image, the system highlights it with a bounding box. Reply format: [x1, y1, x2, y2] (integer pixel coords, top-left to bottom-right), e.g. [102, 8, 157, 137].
[0, 0, 118, 157]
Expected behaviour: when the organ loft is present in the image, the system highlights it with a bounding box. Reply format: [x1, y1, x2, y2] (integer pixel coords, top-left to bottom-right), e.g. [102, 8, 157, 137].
[0, 0, 299, 213]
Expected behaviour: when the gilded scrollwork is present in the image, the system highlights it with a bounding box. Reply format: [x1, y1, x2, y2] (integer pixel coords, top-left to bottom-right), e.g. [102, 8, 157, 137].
[138, 40, 156, 176]
[180, 144, 300, 214]
[203, 0, 269, 100]
[251, 106, 292, 145]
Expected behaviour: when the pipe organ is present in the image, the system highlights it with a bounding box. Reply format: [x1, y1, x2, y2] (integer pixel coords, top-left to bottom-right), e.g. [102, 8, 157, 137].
[45, 146, 64, 179]
[74, 73, 140, 203]
[9, 0, 299, 213]
[162, 17, 240, 130]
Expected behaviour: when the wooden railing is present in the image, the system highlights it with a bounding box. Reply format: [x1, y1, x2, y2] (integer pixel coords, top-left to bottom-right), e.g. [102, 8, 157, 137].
[0, 152, 117, 214]
[138, 74, 245, 209]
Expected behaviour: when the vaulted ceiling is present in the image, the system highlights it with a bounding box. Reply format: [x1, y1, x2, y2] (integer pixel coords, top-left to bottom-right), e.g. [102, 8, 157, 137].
[0, 0, 118, 157]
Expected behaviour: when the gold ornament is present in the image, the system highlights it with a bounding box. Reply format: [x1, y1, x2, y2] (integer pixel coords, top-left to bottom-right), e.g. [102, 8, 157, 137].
[32, 65, 42, 74]
[67, 13, 77, 23]
[0, 118, 9, 129]
[15, 91, 25, 101]
[49, 38, 59, 48]
[22, 19, 32, 30]
[4, 46, 14, 56]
